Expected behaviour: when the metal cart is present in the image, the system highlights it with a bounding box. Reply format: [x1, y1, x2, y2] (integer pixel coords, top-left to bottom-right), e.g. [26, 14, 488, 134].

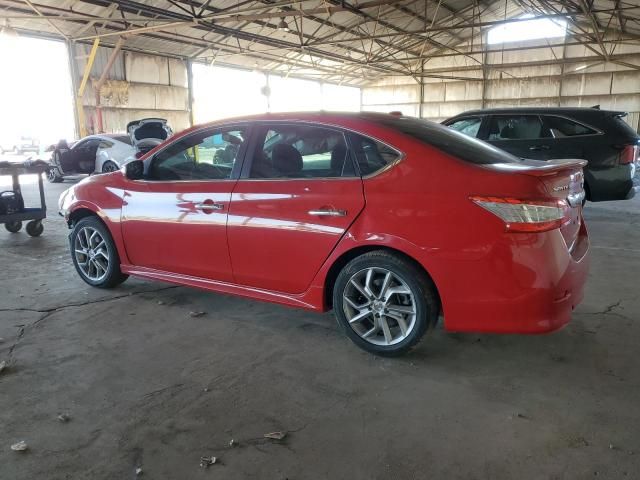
[0, 162, 48, 237]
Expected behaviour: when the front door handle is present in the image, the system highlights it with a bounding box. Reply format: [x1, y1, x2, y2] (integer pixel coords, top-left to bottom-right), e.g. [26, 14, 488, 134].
[308, 209, 347, 217]
[195, 201, 224, 211]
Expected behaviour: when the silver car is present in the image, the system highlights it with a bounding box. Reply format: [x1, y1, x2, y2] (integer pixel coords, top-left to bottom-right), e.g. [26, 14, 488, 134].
[48, 118, 172, 183]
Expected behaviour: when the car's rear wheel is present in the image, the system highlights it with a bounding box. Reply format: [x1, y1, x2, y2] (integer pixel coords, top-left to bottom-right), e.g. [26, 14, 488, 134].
[101, 161, 119, 173]
[333, 251, 439, 356]
[70, 216, 128, 288]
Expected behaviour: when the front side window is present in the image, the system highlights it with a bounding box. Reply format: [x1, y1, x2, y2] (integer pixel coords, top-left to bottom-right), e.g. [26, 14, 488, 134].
[447, 117, 482, 138]
[544, 116, 598, 137]
[487, 115, 548, 140]
[148, 128, 246, 181]
[249, 125, 353, 178]
[348, 134, 401, 176]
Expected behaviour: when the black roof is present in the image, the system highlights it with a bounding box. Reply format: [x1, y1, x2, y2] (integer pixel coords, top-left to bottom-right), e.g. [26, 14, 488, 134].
[447, 106, 626, 118]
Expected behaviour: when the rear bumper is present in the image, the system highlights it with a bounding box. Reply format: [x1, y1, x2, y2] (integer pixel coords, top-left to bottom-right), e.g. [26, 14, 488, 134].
[586, 164, 635, 201]
[439, 221, 590, 334]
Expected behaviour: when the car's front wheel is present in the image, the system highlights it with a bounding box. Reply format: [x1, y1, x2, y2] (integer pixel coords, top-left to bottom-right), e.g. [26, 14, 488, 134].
[70, 216, 128, 288]
[333, 251, 439, 356]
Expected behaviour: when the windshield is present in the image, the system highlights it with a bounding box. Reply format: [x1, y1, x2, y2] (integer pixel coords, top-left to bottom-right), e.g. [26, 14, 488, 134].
[377, 116, 522, 165]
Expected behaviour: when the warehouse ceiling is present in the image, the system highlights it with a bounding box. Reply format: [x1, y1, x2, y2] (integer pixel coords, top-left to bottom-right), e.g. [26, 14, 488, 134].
[1, 0, 639, 85]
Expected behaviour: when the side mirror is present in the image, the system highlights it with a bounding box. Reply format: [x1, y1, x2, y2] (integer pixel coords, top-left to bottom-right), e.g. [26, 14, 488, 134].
[125, 160, 144, 180]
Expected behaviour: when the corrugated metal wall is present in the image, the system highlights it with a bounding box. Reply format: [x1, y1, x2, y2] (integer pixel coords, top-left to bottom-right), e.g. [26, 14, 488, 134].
[72, 44, 190, 136]
[362, 36, 640, 133]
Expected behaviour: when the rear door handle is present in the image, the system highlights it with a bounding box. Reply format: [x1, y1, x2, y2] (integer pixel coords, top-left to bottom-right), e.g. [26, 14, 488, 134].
[308, 209, 347, 217]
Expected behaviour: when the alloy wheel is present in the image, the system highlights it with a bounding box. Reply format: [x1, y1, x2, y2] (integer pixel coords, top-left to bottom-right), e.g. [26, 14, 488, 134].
[74, 226, 110, 282]
[342, 267, 417, 346]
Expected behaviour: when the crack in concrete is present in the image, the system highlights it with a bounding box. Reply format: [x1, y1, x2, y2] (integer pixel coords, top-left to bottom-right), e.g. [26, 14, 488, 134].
[581, 299, 626, 318]
[0, 285, 179, 315]
[1, 285, 179, 365]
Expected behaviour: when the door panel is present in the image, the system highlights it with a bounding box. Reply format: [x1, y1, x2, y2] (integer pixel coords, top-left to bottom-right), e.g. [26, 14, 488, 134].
[121, 126, 249, 281]
[121, 181, 235, 281]
[227, 178, 365, 293]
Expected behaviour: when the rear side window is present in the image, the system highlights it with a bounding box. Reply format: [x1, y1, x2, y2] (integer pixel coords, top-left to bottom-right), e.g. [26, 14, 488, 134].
[487, 115, 548, 140]
[447, 117, 482, 138]
[250, 125, 354, 178]
[348, 134, 401, 176]
[377, 116, 521, 165]
[544, 116, 598, 137]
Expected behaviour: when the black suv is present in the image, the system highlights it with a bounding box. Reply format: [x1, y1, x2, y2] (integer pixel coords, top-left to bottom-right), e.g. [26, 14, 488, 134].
[443, 107, 639, 202]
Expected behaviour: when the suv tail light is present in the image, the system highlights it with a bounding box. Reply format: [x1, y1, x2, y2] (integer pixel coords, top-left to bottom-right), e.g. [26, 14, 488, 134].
[619, 144, 638, 165]
[470, 196, 570, 233]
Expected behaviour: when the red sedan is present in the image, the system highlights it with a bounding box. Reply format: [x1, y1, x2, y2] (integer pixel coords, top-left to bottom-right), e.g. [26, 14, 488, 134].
[59, 112, 589, 356]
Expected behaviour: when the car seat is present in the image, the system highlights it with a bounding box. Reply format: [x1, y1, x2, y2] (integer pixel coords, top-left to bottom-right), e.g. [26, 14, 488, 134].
[272, 144, 303, 177]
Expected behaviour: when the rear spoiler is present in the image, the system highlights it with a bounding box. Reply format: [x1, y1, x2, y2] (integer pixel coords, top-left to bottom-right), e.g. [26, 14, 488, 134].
[591, 105, 627, 118]
[484, 158, 588, 176]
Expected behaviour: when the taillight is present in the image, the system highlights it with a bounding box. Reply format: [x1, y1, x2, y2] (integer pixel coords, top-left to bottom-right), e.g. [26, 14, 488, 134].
[470, 196, 570, 233]
[619, 144, 638, 165]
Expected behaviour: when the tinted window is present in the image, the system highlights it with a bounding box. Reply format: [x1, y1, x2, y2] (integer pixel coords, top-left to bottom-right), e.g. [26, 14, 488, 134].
[488, 115, 548, 140]
[75, 138, 100, 152]
[114, 135, 133, 145]
[377, 116, 521, 165]
[544, 116, 598, 137]
[149, 128, 245, 181]
[447, 117, 482, 137]
[348, 134, 401, 176]
[250, 125, 353, 178]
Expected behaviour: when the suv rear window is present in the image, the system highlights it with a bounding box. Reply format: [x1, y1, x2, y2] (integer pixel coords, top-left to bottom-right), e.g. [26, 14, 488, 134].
[380, 116, 521, 164]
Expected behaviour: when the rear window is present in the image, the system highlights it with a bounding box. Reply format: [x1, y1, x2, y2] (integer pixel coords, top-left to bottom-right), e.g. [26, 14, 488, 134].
[114, 135, 132, 145]
[380, 116, 521, 164]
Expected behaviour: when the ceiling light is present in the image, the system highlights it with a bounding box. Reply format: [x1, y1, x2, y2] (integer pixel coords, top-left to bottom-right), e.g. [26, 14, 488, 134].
[277, 19, 289, 32]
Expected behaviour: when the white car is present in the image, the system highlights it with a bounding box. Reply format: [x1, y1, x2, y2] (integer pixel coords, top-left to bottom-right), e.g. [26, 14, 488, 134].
[48, 118, 172, 183]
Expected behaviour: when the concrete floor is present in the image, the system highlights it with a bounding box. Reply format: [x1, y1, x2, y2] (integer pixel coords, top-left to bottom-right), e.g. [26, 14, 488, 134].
[1, 172, 639, 480]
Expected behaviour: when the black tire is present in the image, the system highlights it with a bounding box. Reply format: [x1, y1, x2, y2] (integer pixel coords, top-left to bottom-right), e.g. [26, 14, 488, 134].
[47, 165, 64, 183]
[333, 251, 439, 357]
[26, 220, 44, 237]
[70, 216, 128, 288]
[101, 161, 119, 173]
[4, 221, 22, 233]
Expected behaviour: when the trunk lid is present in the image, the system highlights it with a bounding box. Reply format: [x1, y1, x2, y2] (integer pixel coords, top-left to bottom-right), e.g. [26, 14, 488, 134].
[127, 118, 172, 148]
